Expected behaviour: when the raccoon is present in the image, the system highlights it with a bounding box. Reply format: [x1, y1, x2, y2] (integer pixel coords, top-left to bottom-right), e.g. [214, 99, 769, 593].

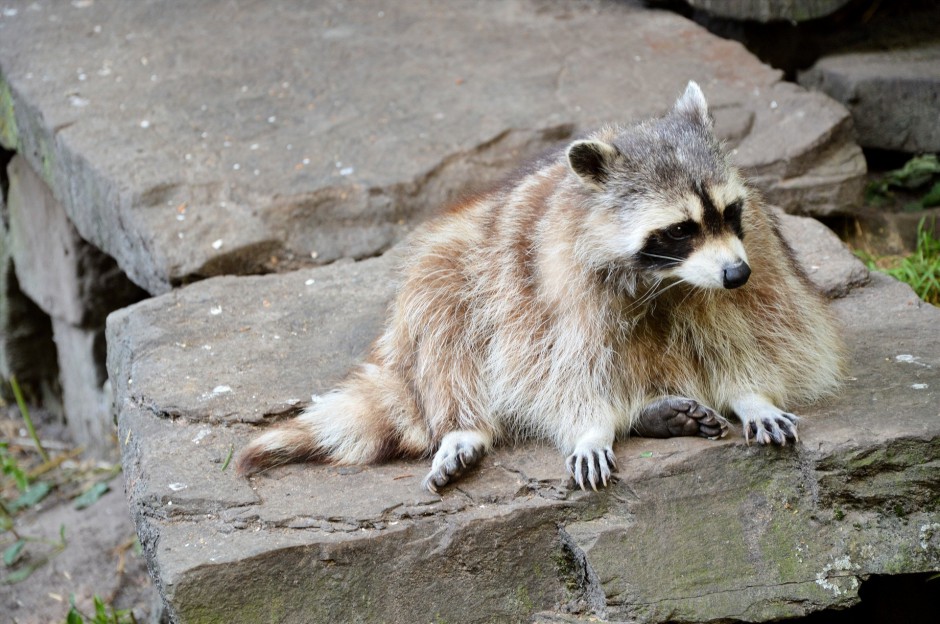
[237, 81, 844, 492]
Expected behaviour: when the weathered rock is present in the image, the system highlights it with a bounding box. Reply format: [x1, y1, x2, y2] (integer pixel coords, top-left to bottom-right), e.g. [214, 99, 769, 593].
[683, 0, 852, 23]
[0, 151, 61, 409]
[775, 208, 869, 298]
[799, 45, 940, 154]
[6, 153, 145, 456]
[109, 217, 939, 623]
[0, 0, 863, 294]
[6, 155, 144, 328]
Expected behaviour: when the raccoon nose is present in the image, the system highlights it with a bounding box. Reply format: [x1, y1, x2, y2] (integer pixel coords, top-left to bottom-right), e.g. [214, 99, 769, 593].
[722, 261, 751, 289]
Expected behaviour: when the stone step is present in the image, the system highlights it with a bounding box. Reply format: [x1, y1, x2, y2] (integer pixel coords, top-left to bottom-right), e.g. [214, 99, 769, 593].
[0, 0, 864, 296]
[107, 213, 940, 623]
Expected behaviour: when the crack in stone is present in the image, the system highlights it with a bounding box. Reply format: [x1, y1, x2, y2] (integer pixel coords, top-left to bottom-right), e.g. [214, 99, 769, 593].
[557, 524, 607, 619]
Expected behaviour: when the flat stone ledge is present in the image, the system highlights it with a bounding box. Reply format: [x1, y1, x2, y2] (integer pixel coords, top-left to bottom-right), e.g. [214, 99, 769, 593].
[1, 0, 864, 294]
[109, 216, 940, 623]
[799, 44, 940, 153]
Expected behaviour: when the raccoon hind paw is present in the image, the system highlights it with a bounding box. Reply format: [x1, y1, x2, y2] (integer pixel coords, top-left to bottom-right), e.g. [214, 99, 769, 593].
[634, 396, 729, 440]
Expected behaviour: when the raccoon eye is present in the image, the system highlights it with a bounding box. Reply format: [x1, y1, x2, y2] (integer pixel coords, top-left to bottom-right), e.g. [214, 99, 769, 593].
[725, 199, 743, 219]
[666, 222, 695, 240]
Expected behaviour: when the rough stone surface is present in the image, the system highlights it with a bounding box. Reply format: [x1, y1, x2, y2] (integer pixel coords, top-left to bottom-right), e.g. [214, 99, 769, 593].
[775, 208, 869, 298]
[6, 155, 145, 328]
[799, 44, 940, 153]
[0, 152, 60, 408]
[6, 153, 145, 457]
[108, 217, 940, 623]
[0, 0, 864, 294]
[683, 0, 852, 23]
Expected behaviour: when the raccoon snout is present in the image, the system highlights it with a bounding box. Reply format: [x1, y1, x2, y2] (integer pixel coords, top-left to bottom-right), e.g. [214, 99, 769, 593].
[722, 261, 751, 289]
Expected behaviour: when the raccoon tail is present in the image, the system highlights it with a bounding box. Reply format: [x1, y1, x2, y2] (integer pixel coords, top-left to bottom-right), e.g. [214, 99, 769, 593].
[235, 363, 431, 476]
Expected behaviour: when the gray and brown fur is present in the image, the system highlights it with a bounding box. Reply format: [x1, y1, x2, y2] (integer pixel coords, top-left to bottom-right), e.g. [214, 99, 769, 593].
[237, 82, 844, 492]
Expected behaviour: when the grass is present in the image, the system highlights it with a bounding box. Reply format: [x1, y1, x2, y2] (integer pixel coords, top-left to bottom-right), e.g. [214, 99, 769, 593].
[2, 379, 122, 586]
[856, 217, 940, 306]
[66, 594, 138, 624]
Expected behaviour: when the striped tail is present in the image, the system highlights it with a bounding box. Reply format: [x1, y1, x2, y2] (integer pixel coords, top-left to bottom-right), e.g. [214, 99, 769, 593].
[236, 364, 431, 475]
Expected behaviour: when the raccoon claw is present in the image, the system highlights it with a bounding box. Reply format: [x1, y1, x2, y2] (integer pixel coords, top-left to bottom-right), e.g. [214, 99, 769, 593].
[634, 396, 729, 440]
[422, 431, 487, 493]
[744, 411, 799, 446]
[565, 446, 617, 491]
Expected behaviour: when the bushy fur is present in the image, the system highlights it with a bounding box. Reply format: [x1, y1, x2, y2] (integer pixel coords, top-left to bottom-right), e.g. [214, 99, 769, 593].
[238, 82, 844, 492]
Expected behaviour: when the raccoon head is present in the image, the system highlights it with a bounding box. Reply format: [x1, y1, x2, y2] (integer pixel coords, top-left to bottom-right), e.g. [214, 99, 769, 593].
[567, 81, 751, 291]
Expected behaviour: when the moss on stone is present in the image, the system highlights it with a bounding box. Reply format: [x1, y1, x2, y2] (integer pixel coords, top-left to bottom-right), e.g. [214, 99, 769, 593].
[0, 77, 18, 150]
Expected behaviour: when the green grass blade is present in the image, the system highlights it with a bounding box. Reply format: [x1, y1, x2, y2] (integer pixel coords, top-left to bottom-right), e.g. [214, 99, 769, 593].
[9, 376, 49, 463]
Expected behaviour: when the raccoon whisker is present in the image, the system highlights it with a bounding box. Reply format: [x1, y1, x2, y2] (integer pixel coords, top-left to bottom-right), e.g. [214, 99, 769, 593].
[640, 252, 683, 265]
[625, 277, 682, 314]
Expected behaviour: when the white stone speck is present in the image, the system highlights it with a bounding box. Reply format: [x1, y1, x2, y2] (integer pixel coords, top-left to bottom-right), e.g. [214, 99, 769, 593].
[911, 383, 928, 390]
[68, 95, 89, 107]
[3, 7, 18, 16]
[168, 483, 188, 492]
[770, 100, 778, 109]
[176, 214, 185, 221]
[150, 74, 158, 82]
[253, 169, 260, 176]
[192, 429, 211, 444]
[250, 143, 259, 150]
[212, 239, 223, 250]
[310, 251, 318, 259]
[140, 120, 150, 129]
[232, 163, 240, 170]
[267, 115, 276, 123]
[339, 167, 354, 176]
[895, 354, 930, 367]
[210, 306, 222, 315]
[305, 279, 315, 286]
[302, 158, 310, 165]
[212, 385, 232, 394]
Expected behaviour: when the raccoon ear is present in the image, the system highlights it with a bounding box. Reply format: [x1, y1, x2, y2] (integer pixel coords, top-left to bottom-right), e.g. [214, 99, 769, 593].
[674, 81, 712, 128]
[567, 140, 620, 189]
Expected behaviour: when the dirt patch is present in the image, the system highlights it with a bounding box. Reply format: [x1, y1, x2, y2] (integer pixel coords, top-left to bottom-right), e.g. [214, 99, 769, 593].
[0, 405, 155, 623]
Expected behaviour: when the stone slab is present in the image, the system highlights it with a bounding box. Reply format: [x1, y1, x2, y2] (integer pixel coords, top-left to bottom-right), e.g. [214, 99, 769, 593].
[6, 154, 145, 328]
[798, 34, 940, 153]
[0, 0, 863, 295]
[110, 216, 940, 623]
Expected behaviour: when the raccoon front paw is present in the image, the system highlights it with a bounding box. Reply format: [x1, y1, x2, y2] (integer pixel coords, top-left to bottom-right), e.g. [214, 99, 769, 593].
[634, 396, 729, 439]
[743, 411, 799, 446]
[422, 431, 487, 494]
[565, 445, 617, 492]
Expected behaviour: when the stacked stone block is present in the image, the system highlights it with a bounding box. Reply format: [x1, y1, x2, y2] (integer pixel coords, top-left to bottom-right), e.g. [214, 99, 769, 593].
[4, 155, 144, 458]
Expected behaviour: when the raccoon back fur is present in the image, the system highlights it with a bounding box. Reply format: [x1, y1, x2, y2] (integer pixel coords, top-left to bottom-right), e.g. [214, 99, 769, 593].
[237, 82, 844, 492]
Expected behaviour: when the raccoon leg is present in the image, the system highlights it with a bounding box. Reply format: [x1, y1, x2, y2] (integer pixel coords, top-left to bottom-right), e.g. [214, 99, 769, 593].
[565, 426, 618, 491]
[422, 430, 492, 494]
[730, 393, 799, 445]
[634, 396, 729, 439]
